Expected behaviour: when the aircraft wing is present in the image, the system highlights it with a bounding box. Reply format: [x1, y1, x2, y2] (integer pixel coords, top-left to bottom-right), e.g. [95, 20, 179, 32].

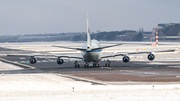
[7, 54, 55, 57]
[6, 54, 83, 60]
[101, 49, 175, 59]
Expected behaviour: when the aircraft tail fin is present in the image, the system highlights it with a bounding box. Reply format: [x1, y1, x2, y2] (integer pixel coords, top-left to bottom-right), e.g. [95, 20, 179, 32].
[87, 13, 91, 49]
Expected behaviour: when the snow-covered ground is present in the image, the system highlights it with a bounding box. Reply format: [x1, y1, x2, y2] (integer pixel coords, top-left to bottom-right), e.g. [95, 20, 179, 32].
[0, 62, 180, 101]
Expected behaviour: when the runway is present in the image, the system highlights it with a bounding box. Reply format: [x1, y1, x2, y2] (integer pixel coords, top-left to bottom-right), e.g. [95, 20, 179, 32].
[1, 41, 180, 85]
[1, 57, 180, 84]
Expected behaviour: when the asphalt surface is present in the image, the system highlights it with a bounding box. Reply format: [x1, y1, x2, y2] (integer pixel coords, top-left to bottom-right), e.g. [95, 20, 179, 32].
[1, 45, 180, 85]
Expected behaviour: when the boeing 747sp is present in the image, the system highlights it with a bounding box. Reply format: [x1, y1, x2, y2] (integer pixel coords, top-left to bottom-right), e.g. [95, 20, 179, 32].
[7, 17, 175, 68]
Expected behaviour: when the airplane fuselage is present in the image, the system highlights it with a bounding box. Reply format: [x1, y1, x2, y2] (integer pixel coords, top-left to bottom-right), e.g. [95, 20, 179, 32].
[81, 40, 101, 62]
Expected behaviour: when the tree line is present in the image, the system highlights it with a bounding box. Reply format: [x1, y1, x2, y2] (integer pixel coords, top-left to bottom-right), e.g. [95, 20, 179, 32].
[0, 30, 144, 42]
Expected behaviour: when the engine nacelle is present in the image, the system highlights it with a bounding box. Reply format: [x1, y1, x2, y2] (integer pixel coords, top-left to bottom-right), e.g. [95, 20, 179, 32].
[123, 56, 130, 63]
[29, 57, 37, 64]
[57, 58, 64, 65]
[147, 53, 155, 61]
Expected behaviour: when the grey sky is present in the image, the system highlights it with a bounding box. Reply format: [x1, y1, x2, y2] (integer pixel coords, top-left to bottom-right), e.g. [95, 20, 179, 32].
[0, 0, 180, 35]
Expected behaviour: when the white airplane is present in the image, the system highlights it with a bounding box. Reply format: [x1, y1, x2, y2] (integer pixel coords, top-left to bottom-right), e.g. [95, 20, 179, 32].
[7, 18, 175, 68]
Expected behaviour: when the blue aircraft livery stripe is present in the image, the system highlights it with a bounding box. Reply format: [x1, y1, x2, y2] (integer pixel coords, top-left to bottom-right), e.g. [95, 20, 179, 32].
[86, 49, 102, 52]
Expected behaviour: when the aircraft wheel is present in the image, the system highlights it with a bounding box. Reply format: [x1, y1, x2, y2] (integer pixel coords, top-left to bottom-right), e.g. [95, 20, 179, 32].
[84, 64, 89, 67]
[105, 64, 107, 67]
[108, 64, 110, 67]
[78, 65, 80, 68]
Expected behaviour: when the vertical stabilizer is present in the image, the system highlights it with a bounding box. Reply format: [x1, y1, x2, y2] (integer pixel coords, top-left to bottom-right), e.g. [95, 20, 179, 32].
[87, 13, 91, 49]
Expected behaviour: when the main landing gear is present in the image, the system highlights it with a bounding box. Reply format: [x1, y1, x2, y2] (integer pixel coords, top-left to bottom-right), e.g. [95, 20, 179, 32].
[84, 62, 100, 67]
[105, 59, 111, 67]
[93, 62, 100, 67]
[74, 61, 101, 68]
[84, 63, 89, 68]
[74, 60, 80, 68]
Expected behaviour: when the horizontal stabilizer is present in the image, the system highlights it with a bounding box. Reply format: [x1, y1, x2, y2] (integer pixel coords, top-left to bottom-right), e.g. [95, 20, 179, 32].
[91, 43, 124, 51]
[52, 45, 86, 51]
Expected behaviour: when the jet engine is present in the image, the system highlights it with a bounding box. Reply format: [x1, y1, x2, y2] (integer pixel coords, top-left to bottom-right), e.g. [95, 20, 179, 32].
[123, 56, 130, 63]
[57, 58, 64, 65]
[29, 57, 37, 64]
[147, 53, 155, 61]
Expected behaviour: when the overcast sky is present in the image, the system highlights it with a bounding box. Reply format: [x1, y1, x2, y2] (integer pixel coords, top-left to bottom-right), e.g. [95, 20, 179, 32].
[0, 0, 180, 35]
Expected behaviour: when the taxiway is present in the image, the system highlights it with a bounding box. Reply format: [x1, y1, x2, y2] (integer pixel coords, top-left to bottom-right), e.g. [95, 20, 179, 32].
[0, 41, 180, 100]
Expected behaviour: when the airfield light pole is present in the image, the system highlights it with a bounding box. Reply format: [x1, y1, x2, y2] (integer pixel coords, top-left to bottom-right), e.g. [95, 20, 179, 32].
[156, 29, 158, 46]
